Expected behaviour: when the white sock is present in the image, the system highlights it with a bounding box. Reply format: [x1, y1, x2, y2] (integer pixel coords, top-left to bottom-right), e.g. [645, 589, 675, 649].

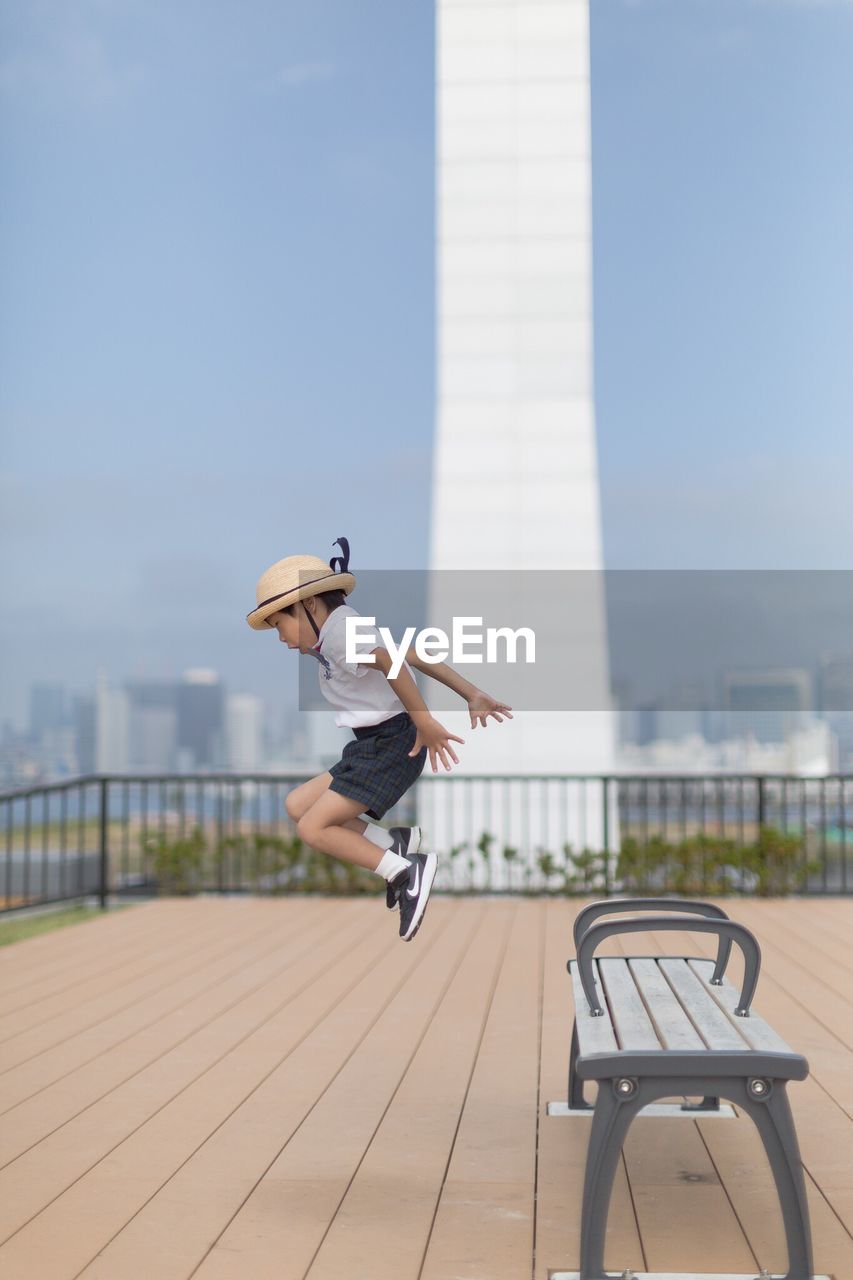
[362, 820, 394, 851]
[375, 849, 411, 882]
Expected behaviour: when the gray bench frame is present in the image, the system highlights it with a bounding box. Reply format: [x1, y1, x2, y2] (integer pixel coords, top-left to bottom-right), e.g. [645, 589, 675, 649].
[565, 898, 814, 1280]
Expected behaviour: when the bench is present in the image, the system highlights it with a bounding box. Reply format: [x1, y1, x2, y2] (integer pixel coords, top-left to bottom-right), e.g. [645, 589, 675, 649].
[556, 898, 818, 1280]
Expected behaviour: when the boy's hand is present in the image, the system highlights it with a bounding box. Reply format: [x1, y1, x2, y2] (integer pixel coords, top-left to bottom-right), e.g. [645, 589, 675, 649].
[409, 716, 465, 773]
[467, 691, 514, 729]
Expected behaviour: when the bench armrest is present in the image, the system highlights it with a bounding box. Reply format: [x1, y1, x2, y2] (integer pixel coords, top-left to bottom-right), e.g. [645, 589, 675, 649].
[574, 915, 761, 1019]
[573, 898, 732, 977]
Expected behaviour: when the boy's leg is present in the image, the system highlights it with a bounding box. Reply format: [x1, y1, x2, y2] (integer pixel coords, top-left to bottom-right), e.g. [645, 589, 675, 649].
[297, 791, 405, 871]
[298, 792, 436, 942]
[285, 774, 393, 846]
[284, 773, 334, 823]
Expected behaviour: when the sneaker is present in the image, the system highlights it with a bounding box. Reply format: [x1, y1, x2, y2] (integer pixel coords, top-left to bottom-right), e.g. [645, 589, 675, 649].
[395, 851, 437, 942]
[384, 826, 422, 909]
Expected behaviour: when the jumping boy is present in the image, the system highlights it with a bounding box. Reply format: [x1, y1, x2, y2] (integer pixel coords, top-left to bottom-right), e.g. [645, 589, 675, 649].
[246, 538, 512, 941]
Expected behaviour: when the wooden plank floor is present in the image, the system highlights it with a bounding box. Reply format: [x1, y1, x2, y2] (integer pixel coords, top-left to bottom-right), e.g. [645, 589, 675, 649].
[0, 897, 851, 1279]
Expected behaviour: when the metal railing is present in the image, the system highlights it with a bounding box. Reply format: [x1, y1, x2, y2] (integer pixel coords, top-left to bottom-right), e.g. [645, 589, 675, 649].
[1, 772, 851, 914]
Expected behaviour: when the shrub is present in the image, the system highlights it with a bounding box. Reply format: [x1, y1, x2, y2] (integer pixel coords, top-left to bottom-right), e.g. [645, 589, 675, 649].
[136, 822, 815, 899]
[562, 845, 608, 895]
[141, 826, 206, 896]
[616, 826, 816, 897]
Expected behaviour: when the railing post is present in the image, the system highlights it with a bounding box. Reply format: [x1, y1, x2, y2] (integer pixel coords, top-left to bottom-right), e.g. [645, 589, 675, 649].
[99, 777, 109, 909]
[756, 774, 766, 831]
[217, 782, 225, 894]
[602, 776, 611, 896]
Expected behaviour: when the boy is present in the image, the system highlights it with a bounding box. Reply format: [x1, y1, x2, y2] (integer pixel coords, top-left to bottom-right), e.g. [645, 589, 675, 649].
[246, 539, 512, 941]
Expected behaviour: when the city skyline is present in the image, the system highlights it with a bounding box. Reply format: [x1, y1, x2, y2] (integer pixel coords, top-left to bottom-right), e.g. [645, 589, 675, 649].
[7, 637, 853, 789]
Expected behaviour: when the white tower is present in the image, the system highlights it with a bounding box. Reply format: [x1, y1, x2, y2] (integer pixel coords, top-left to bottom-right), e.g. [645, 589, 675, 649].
[426, 0, 615, 876]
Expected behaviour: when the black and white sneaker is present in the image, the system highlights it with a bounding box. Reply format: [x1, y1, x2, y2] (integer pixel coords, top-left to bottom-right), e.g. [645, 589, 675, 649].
[384, 826, 422, 910]
[394, 851, 437, 942]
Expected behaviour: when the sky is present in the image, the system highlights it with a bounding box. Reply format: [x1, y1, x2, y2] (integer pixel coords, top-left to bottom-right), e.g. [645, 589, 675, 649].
[2, 0, 852, 731]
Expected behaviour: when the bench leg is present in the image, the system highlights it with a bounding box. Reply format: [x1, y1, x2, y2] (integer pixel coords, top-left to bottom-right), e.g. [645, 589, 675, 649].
[578, 1079, 645, 1279]
[739, 1079, 814, 1280]
[568, 1020, 592, 1111]
[576, 1075, 814, 1280]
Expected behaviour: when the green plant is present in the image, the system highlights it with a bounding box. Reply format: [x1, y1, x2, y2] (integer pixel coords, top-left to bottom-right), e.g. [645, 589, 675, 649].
[502, 843, 519, 890]
[476, 832, 495, 860]
[615, 826, 816, 897]
[536, 848, 557, 888]
[134, 821, 815, 901]
[474, 832, 494, 890]
[446, 841, 467, 892]
[562, 845, 606, 895]
[739, 825, 819, 896]
[141, 825, 206, 896]
[215, 832, 306, 893]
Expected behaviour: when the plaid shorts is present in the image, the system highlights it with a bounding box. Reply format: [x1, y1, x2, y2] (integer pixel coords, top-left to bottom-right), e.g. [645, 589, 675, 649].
[328, 712, 427, 820]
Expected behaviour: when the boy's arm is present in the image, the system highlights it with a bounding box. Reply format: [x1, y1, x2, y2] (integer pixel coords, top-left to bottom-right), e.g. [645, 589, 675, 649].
[404, 649, 513, 729]
[367, 647, 465, 774]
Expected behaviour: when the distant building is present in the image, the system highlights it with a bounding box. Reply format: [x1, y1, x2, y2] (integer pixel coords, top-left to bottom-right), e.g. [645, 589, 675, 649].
[268, 707, 349, 773]
[226, 694, 263, 771]
[305, 711, 350, 772]
[818, 654, 853, 712]
[622, 706, 706, 747]
[723, 668, 812, 745]
[71, 694, 96, 774]
[95, 673, 130, 772]
[0, 723, 40, 788]
[125, 679, 179, 772]
[622, 687, 709, 748]
[37, 726, 78, 778]
[177, 669, 225, 770]
[817, 656, 853, 770]
[29, 683, 66, 740]
[618, 718, 834, 776]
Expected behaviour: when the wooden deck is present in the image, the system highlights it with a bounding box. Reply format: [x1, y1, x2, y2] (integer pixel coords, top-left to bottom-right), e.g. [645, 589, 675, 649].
[0, 896, 851, 1279]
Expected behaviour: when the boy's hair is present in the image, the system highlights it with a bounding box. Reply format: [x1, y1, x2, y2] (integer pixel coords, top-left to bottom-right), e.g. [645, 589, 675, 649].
[284, 588, 347, 617]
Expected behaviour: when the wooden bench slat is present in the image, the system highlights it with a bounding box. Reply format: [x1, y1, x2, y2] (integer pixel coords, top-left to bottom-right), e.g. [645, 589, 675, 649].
[688, 959, 795, 1055]
[597, 958, 660, 1051]
[568, 961, 619, 1057]
[658, 958, 747, 1051]
[627, 958, 705, 1051]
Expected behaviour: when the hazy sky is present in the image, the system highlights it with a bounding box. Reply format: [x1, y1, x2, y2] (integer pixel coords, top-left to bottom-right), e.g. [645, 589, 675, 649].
[2, 0, 852, 730]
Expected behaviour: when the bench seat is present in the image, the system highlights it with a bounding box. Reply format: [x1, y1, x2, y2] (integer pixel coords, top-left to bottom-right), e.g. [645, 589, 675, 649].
[569, 955, 808, 1086]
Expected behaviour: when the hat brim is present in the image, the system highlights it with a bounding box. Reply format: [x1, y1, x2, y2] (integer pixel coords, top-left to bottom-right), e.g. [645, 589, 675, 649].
[246, 571, 356, 630]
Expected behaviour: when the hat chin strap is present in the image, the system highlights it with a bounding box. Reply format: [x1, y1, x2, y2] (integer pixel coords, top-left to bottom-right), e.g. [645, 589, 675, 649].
[302, 600, 321, 641]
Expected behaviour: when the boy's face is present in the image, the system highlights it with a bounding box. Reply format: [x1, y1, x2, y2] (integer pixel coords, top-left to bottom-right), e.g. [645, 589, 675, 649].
[267, 602, 320, 653]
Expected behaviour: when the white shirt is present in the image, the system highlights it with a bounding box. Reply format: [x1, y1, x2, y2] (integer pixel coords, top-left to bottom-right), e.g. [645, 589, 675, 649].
[312, 604, 411, 729]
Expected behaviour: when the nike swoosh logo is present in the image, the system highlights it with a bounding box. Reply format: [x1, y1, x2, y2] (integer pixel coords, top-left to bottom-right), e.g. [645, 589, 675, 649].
[407, 863, 421, 898]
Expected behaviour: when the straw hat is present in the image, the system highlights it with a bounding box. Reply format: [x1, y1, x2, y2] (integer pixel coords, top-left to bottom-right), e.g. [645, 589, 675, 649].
[246, 546, 356, 630]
